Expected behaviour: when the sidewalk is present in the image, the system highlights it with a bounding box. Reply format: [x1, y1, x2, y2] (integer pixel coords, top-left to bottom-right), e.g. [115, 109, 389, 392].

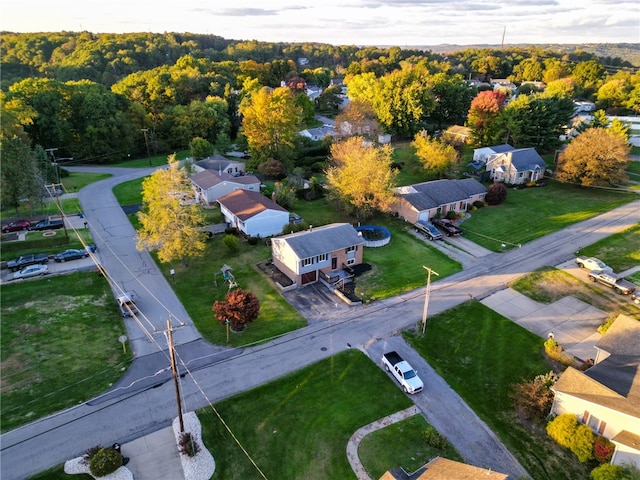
[122, 426, 184, 480]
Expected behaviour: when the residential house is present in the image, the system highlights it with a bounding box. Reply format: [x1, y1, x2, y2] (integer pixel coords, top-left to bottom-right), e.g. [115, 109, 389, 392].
[550, 314, 640, 470]
[442, 125, 471, 144]
[381, 456, 508, 480]
[486, 148, 547, 185]
[271, 223, 365, 288]
[391, 179, 487, 224]
[473, 144, 515, 163]
[193, 155, 246, 175]
[190, 170, 260, 206]
[299, 124, 338, 142]
[491, 79, 517, 92]
[217, 190, 289, 238]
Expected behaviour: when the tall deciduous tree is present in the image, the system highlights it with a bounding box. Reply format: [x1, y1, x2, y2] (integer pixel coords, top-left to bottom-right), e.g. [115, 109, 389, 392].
[240, 87, 302, 170]
[467, 90, 506, 146]
[137, 154, 207, 264]
[555, 128, 630, 187]
[334, 99, 381, 140]
[412, 132, 460, 178]
[325, 136, 397, 219]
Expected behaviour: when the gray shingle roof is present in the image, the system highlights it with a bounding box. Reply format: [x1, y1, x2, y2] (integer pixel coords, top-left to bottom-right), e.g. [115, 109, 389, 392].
[278, 223, 364, 259]
[508, 148, 546, 172]
[195, 155, 244, 172]
[394, 179, 487, 212]
[191, 170, 259, 190]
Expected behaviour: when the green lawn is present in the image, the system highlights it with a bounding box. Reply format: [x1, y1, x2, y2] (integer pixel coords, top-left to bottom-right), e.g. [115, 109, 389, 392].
[107, 150, 191, 168]
[461, 179, 636, 251]
[404, 301, 591, 480]
[359, 415, 463, 479]
[112, 177, 145, 205]
[60, 172, 111, 192]
[576, 222, 640, 272]
[199, 350, 414, 479]
[1, 272, 131, 432]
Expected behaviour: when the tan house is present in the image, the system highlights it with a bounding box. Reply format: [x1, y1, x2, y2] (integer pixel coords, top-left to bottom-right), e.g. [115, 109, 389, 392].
[391, 179, 487, 224]
[381, 456, 508, 479]
[190, 170, 260, 206]
[217, 190, 289, 238]
[271, 223, 365, 288]
[443, 125, 471, 144]
[550, 314, 640, 470]
[486, 148, 547, 185]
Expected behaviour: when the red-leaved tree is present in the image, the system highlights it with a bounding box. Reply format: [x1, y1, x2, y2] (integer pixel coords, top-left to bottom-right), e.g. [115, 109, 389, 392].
[212, 289, 260, 331]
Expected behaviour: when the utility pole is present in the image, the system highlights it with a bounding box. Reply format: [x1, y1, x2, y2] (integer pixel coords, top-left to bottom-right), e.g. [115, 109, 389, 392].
[421, 265, 439, 335]
[167, 319, 185, 433]
[141, 128, 151, 166]
[45, 148, 60, 183]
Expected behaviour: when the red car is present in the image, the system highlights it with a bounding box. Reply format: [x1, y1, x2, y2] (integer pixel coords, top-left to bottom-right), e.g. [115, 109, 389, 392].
[2, 219, 31, 233]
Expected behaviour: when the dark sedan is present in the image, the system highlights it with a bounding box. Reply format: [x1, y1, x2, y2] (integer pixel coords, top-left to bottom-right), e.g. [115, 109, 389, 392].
[433, 218, 463, 236]
[53, 249, 90, 262]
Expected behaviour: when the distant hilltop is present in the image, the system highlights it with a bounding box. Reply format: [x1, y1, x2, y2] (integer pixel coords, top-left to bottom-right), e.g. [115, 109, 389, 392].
[383, 43, 640, 67]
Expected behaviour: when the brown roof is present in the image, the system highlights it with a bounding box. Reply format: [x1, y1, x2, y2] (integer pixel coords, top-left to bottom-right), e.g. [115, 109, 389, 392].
[191, 170, 259, 190]
[381, 457, 508, 479]
[611, 430, 640, 451]
[217, 190, 287, 221]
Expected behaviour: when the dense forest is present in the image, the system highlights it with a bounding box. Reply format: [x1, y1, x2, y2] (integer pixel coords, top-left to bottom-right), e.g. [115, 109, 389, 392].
[1, 32, 638, 204]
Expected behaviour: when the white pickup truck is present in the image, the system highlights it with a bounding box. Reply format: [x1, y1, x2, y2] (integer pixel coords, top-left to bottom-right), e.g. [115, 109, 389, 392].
[575, 256, 612, 272]
[382, 351, 424, 394]
[117, 292, 139, 317]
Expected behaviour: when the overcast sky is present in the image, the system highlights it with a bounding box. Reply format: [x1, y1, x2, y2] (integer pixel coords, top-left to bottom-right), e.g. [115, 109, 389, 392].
[3, 0, 639, 46]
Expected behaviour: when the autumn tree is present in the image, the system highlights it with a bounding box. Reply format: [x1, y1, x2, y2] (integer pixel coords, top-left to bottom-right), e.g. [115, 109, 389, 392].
[212, 289, 260, 331]
[325, 136, 397, 219]
[412, 132, 460, 178]
[467, 90, 506, 146]
[137, 154, 207, 264]
[189, 137, 214, 160]
[556, 128, 630, 187]
[485, 182, 508, 205]
[334, 99, 381, 141]
[240, 86, 302, 170]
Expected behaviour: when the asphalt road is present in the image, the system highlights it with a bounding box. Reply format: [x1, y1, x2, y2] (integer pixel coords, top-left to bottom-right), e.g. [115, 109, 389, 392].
[1, 166, 638, 479]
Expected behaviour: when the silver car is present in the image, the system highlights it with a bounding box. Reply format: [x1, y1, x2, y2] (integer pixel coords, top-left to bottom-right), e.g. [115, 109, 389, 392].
[13, 264, 49, 280]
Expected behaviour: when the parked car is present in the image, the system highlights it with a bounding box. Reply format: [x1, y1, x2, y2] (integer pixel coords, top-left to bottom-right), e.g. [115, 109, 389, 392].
[13, 264, 49, 280]
[432, 218, 463, 236]
[632, 291, 640, 305]
[28, 219, 64, 231]
[588, 269, 637, 295]
[7, 253, 49, 272]
[2, 219, 31, 233]
[117, 292, 139, 317]
[53, 249, 90, 262]
[575, 256, 612, 272]
[414, 220, 443, 241]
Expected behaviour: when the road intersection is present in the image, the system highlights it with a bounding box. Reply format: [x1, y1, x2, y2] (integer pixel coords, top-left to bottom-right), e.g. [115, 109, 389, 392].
[1, 165, 638, 479]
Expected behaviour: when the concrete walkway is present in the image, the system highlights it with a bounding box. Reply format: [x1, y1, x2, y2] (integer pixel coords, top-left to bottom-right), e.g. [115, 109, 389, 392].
[122, 427, 184, 480]
[347, 406, 421, 480]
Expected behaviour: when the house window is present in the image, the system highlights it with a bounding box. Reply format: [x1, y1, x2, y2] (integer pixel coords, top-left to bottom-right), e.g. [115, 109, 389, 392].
[302, 257, 313, 267]
[587, 413, 600, 432]
[346, 245, 357, 253]
[316, 253, 328, 263]
[347, 258, 355, 266]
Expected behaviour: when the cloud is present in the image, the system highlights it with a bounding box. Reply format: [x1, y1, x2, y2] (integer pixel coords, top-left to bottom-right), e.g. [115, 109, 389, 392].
[213, 8, 279, 16]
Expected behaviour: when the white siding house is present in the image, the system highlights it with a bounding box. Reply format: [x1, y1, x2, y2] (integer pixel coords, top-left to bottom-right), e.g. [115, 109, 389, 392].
[486, 148, 547, 185]
[190, 170, 260, 206]
[550, 314, 640, 470]
[217, 190, 289, 238]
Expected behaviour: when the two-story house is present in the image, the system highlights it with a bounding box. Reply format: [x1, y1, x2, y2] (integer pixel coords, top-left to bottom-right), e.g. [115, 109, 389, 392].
[271, 223, 365, 288]
[486, 148, 547, 185]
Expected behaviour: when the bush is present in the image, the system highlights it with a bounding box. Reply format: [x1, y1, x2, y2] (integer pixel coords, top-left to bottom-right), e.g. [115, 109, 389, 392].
[81, 445, 102, 465]
[547, 413, 578, 449]
[598, 316, 616, 335]
[571, 423, 594, 463]
[89, 447, 122, 477]
[593, 435, 615, 464]
[178, 432, 201, 457]
[510, 371, 558, 421]
[422, 426, 450, 450]
[223, 234, 239, 253]
[445, 210, 458, 220]
[247, 236, 259, 245]
[224, 227, 238, 235]
[485, 182, 508, 205]
[472, 200, 485, 209]
[591, 463, 624, 480]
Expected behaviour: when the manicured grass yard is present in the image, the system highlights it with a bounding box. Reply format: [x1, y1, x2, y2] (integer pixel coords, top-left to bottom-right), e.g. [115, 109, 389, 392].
[577, 222, 640, 272]
[1, 272, 131, 432]
[460, 179, 636, 251]
[404, 301, 591, 480]
[199, 350, 414, 479]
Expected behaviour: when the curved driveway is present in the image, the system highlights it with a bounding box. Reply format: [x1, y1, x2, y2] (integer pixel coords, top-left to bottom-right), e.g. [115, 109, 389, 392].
[1, 165, 638, 479]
